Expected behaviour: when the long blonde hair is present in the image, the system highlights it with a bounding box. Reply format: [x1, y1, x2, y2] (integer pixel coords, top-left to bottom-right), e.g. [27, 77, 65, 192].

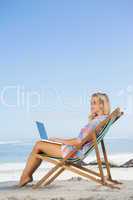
[89, 92, 111, 121]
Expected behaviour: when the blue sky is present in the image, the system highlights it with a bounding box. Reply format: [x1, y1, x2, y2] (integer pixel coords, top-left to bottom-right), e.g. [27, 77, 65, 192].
[0, 0, 133, 140]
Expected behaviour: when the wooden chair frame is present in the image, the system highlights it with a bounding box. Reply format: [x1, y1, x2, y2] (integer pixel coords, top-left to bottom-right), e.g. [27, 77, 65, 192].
[33, 108, 123, 189]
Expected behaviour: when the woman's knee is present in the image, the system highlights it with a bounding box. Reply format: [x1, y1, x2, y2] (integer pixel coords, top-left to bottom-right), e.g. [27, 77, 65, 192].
[34, 140, 43, 152]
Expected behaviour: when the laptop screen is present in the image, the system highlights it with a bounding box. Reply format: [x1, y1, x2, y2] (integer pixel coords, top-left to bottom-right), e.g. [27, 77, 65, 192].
[36, 121, 48, 140]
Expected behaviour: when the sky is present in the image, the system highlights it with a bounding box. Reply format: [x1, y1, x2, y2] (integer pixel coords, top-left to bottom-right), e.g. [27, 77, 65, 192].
[0, 0, 133, 141]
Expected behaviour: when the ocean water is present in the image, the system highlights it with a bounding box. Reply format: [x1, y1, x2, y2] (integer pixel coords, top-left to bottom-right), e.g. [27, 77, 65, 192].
[0, 138, 133, 182]
[0, 138, 133, 163]
[0, 140, 34, 164]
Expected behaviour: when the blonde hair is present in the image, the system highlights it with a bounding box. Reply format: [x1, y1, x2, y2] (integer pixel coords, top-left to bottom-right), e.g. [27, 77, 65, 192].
[89, 92, 111, 121]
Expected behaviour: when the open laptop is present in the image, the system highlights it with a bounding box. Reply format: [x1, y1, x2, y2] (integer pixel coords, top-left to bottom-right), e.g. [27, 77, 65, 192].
[36, 121, 62, 144]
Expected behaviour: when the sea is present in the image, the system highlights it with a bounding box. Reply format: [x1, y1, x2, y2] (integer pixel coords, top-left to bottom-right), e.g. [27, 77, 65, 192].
[0, 138, 133, 182]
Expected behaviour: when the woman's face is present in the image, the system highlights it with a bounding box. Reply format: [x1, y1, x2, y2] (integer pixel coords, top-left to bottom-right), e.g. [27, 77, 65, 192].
[91, 96, 103, 116]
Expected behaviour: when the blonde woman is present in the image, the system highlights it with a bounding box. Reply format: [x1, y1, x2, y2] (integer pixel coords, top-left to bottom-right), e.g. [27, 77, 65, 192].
[19, 92, 110, 187]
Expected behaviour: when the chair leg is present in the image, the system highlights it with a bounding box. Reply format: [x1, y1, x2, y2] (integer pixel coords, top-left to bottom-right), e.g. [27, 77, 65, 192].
[43, 167, 65, 186]
[92, 133, 105, 184]
[33, 164, 62, 189]
[69, 162, 101, 177]
[64, 162, 103, 184]
[64, 162, 121, 189]
[101, 139, 112, 179]
[101, 140, 122, 185]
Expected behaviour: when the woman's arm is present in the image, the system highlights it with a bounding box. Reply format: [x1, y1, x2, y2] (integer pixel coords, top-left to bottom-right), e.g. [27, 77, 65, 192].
[49, 137, 81, 146]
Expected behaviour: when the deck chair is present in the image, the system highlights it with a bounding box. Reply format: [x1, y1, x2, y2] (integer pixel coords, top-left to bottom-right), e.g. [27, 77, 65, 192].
[33, 107, 124, 189]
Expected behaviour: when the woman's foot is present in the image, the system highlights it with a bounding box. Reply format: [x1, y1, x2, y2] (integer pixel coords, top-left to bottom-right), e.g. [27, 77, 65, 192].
[18, 176, 33, 187]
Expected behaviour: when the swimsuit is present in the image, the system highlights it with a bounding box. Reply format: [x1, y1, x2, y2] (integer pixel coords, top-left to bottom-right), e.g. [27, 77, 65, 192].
[61, 115, 108, 159]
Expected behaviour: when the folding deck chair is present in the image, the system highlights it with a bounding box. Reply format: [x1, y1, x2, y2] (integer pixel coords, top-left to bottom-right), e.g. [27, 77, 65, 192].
[33, 107, 124, 189]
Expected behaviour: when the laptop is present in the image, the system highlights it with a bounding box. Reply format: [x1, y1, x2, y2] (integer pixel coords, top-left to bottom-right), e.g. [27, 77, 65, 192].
[36, 121, 48, 140]
[36, 121, 62, 144]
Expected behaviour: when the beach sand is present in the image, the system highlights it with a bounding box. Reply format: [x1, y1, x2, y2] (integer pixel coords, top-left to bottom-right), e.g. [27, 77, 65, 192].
[0, 163, 133, 200]
[0, 177, 133, 200]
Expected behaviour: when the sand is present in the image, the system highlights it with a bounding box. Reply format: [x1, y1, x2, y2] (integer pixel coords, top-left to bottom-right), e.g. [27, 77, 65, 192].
[0, 177, 133, 200]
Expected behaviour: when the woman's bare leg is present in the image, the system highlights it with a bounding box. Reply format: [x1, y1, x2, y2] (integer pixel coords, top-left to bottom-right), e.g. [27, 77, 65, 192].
[19, 141, 62, 186]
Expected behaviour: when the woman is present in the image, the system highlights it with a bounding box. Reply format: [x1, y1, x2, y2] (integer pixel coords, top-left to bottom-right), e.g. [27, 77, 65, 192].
[19, 92, 110, 187]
